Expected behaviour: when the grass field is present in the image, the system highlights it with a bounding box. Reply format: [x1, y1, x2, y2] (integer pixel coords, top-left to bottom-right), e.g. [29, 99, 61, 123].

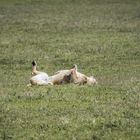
[0, 0, 140, 139]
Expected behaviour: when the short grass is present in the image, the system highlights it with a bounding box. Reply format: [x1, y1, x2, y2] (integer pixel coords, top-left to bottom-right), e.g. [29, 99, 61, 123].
[0, 0, 140, 139]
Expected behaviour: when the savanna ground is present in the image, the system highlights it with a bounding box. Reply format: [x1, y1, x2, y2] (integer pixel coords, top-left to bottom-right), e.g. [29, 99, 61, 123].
[0, 0, 140, 139]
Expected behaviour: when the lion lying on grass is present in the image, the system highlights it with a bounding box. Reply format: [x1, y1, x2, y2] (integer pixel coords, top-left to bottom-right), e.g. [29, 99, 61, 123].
[29, 61, 97, 86]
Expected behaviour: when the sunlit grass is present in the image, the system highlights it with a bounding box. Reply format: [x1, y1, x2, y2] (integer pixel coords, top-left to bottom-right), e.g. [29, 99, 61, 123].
[0, 0, 140, 139]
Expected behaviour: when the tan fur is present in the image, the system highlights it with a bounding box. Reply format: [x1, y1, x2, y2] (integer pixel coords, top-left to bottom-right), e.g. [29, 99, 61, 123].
[71, 70, 97, 85]
[29, 61, 97, 86]
[50, 70, 72, 85]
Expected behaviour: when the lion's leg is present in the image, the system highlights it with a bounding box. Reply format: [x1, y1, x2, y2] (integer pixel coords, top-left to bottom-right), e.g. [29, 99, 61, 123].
[31, 61, 46, 75]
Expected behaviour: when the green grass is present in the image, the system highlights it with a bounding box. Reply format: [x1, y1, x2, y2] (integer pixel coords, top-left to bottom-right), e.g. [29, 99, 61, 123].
[0, 0, 140, 139]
